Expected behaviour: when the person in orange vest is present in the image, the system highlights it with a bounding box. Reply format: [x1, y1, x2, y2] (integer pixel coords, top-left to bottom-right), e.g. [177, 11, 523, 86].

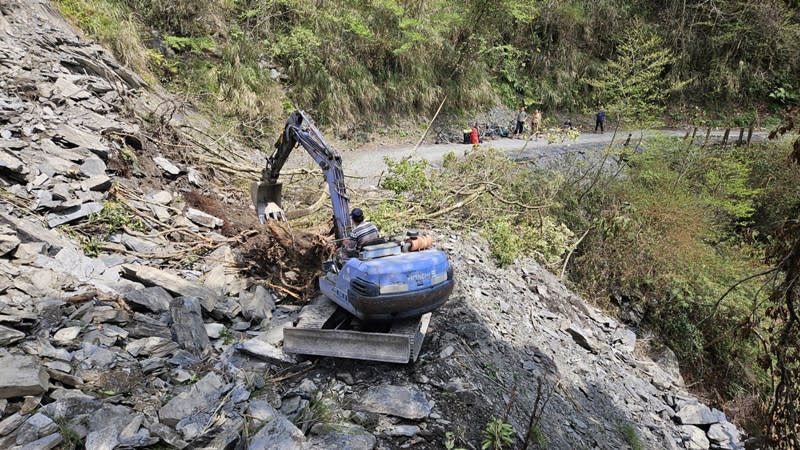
[470, 123, 479, 144]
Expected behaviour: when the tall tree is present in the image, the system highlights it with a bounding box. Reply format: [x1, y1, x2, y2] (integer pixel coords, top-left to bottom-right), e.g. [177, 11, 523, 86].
[586, 19, 687, 130]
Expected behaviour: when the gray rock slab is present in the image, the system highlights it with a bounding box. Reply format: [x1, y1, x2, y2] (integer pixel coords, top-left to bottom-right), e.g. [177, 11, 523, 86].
[707, 422, 741, 446]
[205, 323, 224, 339]
[384, 424, 419, 437]
[0, 412, 29, 436]
[0, 356, 49, 399]
[153, 156, 181, 176]
[170, 297, 211, 356]
[53, 326, 83, 345]
[612, 327, 637, 353]
[185, 208, 223, 228]
[0, 324, 26, 345]
[247, 413, 306, 450]
[0, 150, 27, 180]
[121, 264, 220, 312]
[676, 402, 726, 425]
[356, 385, 432, 420]
[12, 242, 47, 262]
[565, 325, 600, 353]
[52, 76, 89, 100]
[119, 234, 161, 254]
[308, 423, 376, 450]
[46, 201, 102, 228]
[236, 337, 296, 364]
[126, 313, 171, 339]
[39, 155, 78, 177]
[146, 190, 172, 205]
[11, 432, 62, 450]
[0, 225, 20, 256]
[678, 425, 710, 449]
[80, 175, 111, 191]
[123, 286, 172, 313]
[79, 157, 106, 177]
[52, 124, 109, 159]
[239, 286, 274, 322]
[0, 215, 64, 255]
[125, 337, 178, 358]
[203, 265, 228, 296]
[50, 183, 72, 201]
[158, 372, 225, 427]
[15, 413, 58, 446]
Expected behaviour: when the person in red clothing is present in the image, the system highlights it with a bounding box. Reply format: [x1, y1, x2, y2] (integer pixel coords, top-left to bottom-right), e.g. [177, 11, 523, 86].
[470, 124, 479, 144]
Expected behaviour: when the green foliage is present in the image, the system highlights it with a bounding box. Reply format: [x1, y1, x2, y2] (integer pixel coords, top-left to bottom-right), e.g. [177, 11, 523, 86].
[481, 416, 515, 450]
[617, 422, 644, 450]
[54, 0, 152, 81]
[586, 21, 687, 129]
[54, 417, 82, 450]
[482, 218, 523, 267]
[92, 201, 146, 234]
[380, 157, 431, 194]
[550, 135, 778, 405]
[376, 148, 571, 267]
[526, 425, 548, 449]
[163, 35, 215, 53]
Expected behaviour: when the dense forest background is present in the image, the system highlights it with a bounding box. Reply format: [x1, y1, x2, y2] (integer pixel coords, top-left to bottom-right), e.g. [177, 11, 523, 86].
[55, 0, 800, 447]
[57, 0, 800, 134]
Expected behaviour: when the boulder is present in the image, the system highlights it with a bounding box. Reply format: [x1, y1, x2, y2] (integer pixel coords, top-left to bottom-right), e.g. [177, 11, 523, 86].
[158, 372, 226, 427]
[356, 385, 432, 420]
[169, 297, 211, 356]
[247, 413, 306, 450]
[0, 325, 25, 346]
[123, 286, 172, 313]
[185, 208, 223, 228]
[675, 402, 726, 425]
[308, 423, 376, 450]
[0, 356, 49, 399]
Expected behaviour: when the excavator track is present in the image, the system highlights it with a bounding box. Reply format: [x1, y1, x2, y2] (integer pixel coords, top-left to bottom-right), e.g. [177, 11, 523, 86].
[283, 296, 432, 363]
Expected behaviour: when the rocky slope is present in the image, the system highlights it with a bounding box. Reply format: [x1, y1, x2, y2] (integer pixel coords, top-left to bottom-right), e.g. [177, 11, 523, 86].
[0, 1, 746, 449]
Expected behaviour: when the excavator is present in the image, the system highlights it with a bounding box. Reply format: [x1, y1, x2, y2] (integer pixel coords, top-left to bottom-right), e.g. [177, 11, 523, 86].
[252, 111, 454, 363]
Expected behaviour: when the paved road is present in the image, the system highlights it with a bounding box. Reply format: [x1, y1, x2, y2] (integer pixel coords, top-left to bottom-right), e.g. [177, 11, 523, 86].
[338, 128, 765, 186]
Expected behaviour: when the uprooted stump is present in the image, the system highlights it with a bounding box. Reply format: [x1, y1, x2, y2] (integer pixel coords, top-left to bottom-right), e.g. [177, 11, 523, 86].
[238, 221, 334, 300]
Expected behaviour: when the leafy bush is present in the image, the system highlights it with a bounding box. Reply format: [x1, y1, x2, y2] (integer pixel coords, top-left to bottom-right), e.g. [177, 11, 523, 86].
[481, 417, 515, 450]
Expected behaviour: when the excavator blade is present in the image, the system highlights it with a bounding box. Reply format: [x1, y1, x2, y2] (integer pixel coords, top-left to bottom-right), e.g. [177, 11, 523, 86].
[251, 181, 286, 223]
[283, 296, 432, 363]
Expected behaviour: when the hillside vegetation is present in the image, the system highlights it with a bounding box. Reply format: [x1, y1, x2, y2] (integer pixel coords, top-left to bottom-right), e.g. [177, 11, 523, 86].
[56, 0, 800, 135]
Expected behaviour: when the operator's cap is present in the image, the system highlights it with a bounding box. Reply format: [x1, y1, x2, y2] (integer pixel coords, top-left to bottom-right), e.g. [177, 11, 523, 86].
[350, 208, 364, 219]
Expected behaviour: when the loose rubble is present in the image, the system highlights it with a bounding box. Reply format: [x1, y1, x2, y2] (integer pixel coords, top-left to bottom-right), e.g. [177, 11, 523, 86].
[0, 1, 748, 449]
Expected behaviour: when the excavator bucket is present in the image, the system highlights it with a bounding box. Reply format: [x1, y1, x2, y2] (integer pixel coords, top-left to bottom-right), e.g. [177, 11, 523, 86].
[251, 181, 287, 223]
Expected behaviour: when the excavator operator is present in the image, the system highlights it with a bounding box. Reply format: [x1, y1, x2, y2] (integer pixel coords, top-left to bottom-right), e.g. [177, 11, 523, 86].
[343, 208, 379, 254]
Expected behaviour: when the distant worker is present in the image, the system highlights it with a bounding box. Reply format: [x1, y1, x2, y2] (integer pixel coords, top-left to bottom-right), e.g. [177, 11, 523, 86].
[531, 109, 542, 137]
[470, 123, 479, 145]
[595, 106, 605, 134]
[562, 118, 573, 130]
[514, 105, 527, 138]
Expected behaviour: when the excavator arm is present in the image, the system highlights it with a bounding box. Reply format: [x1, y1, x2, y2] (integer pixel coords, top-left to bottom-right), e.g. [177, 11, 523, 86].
[252, 110, 352, 240]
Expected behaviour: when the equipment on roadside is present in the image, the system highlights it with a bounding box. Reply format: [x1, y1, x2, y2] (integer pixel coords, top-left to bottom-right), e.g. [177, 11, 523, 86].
[252, 110, 454, 363]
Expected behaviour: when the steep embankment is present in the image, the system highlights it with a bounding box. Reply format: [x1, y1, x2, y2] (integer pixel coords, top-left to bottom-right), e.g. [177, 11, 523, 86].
[0, 1, 745, 449]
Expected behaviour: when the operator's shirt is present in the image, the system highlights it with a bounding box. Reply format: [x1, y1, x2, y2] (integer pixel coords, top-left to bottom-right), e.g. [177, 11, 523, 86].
[350, 221, 379, 246]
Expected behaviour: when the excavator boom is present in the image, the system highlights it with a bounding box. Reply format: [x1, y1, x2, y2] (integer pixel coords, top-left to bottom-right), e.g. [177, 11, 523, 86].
[252, 110, 352, 239]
